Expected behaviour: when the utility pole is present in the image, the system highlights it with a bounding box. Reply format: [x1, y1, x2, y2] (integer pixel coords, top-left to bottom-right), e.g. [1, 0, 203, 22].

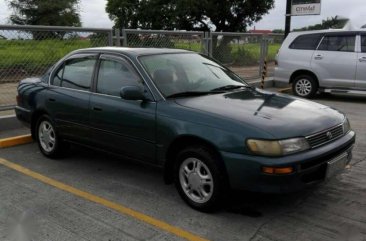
[285, 0, 292, 38]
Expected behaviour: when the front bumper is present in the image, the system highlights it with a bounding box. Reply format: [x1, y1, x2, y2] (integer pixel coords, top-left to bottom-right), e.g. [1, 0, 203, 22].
[221, 130, 356, 193]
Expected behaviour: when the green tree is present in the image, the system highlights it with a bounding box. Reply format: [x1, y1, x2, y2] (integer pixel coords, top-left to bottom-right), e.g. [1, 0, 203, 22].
[106, 0, 274, 59]
[7, 0, 81, 39]
[294, 16, 349, 31]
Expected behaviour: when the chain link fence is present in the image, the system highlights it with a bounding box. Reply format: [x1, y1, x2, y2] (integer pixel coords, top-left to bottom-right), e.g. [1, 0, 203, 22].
[119, 29, 208, 55]
[209, 32, 283, 80]
[0, 25, 113, 110]
[118, 30, 283, 80]
[0, 25, 283, 111]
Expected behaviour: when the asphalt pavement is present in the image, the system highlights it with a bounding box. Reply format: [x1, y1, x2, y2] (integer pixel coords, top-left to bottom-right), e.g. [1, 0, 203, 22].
[0, 92, 365, 241]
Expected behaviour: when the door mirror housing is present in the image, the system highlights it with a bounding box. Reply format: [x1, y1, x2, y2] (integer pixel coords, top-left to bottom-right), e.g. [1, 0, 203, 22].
[120, 86, 145, 100]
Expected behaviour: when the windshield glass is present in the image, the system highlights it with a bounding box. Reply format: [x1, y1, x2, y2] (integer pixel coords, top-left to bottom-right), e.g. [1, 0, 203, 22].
[139, 53, 247, 97]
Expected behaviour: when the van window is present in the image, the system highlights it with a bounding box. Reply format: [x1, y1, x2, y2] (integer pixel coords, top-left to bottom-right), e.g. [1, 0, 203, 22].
[318, 35, 356, 52]
[289, 34, 322, 50]
[361, 36, 366, 53]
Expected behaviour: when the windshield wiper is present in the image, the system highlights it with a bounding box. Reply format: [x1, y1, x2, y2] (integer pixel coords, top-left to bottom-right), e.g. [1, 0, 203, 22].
[210, 85, 249, 91]
[166, 91, 224, 99]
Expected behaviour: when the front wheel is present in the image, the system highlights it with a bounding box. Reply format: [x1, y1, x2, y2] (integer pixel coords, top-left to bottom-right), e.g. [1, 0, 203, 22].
[36, 115, 64, 158]
[174, 146, 227, 212]
[292, 75, 318, 99]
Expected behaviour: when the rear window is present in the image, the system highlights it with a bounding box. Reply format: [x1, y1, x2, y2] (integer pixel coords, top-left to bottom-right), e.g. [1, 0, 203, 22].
[289, 34, 323, 50]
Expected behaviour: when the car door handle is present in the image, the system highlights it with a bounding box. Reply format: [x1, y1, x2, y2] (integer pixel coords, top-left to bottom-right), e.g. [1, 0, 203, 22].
[48, 98, 56, 102]
[314, 54, 323, 60]
[93, 107, 103, 111]
[359, 57, 366, 62]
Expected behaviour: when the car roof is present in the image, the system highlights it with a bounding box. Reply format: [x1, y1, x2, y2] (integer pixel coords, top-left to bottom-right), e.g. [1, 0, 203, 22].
[289, 29, 366, 36]
[71, 47, 193, 58]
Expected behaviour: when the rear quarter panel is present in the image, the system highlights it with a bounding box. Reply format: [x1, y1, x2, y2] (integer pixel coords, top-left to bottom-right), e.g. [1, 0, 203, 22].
[275, 34, 316, 83]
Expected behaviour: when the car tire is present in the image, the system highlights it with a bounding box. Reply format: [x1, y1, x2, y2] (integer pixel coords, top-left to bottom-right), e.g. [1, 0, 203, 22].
[174, 145, 228, 212]
[292, 75, 318, 99]
[36, 115, 65, 158]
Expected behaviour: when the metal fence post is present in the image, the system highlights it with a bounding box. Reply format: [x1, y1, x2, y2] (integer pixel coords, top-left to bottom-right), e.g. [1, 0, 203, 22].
[202, 32, 210, 56]
[260, 36, 270, 89]
[122, 29, 127, 47]
[115, 29, 121, 47]
[208, 32, 213, 58]
[108, 30, 113, 46]
[259, 35, 265, 77]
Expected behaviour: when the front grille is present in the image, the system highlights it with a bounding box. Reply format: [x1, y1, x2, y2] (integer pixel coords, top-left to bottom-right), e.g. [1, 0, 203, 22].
[306, 124, 344, 148]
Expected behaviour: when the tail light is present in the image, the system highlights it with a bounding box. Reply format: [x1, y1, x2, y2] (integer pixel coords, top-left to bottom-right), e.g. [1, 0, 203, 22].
[16, 95, 21, 105]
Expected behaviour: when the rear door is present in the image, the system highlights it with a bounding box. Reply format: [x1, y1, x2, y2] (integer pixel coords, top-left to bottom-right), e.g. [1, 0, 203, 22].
[89, 54, 157, 163]
[356, 34, 366, 89]
[47, 54, 97, 143]
[311, 33, 357, 88]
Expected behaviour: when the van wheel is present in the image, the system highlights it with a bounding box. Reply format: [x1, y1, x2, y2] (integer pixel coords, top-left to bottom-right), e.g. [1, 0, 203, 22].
[292, 75, 318, 98]
[36, 115, 65, 158]
[174, 146, 227, 212]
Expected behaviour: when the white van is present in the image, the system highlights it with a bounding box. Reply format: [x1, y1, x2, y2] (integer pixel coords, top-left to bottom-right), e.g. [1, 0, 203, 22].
[275, 30, 366, 98]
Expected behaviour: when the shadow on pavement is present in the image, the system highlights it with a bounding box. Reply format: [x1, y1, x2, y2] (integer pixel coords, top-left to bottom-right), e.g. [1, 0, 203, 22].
[64, 144, 319, 218]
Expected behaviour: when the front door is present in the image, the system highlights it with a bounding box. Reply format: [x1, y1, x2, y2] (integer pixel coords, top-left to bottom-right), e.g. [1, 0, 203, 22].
[311, 33, 357, 88]
[89, 54, 156, 163]
[356, 35, 366, 89]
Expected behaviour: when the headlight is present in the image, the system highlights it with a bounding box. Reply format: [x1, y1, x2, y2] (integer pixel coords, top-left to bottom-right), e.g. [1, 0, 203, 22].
[247, 138, 310, 156]
[343, 118, 351, 134]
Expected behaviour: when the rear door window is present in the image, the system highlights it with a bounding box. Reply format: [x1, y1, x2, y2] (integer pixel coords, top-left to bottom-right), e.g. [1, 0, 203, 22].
[289, 34, 323, 50]
[317, 35, 356, 52]
[52, 56, 96, 90]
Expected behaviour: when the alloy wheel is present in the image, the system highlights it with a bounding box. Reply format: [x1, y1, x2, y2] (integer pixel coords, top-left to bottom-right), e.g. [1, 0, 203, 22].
[179, 157, 214, 204]
[295, 78, 312, 96]
[38, 120, 56, 153]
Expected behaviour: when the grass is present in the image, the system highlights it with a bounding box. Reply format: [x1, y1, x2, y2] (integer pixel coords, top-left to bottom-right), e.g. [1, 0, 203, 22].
[0, 39, 96, 70]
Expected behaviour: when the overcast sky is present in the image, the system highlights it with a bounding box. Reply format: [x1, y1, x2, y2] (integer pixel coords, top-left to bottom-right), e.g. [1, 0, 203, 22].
[1, 0, 366, 30]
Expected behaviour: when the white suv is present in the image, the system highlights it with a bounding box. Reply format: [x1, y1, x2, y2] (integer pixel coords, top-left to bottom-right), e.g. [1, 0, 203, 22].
[275, 30, 366, 98]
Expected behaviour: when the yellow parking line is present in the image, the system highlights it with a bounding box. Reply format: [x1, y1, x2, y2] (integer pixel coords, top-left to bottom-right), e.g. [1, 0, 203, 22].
[278, 87, 292, 93]
[0, 134, 33, 148]
[0, 158, 209, 241]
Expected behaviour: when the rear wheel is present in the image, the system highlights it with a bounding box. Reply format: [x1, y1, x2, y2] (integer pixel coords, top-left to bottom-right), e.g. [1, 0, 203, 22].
[174, 146, 227, 212]
[36, 115, 65, 158]
[292, 74, 318, 98]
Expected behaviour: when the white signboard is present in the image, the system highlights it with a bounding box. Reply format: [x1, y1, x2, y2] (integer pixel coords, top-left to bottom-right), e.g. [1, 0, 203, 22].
[292, 0, 321, 16]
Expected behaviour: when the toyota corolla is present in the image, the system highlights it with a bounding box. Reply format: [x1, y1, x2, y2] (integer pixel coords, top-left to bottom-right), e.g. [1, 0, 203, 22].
[15, 47, 356, 211]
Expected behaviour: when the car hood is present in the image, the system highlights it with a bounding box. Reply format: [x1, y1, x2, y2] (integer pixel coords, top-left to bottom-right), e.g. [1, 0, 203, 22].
[174, 88, 345, 139]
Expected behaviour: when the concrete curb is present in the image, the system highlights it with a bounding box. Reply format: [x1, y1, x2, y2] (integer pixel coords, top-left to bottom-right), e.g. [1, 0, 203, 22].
[0, 134, 33, 148]
[248, 77, 274, 89]
[278, 87, 292, 93]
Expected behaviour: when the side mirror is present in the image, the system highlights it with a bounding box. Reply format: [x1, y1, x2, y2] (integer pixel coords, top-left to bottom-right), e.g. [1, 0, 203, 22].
[120, 86, 145, 101]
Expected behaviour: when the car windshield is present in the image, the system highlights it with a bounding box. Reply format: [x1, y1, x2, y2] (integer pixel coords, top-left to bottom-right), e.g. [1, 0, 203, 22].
[139, 53, 247, 97]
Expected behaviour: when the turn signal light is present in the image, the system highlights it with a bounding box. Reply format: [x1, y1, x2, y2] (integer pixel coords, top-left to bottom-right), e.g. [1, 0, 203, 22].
[262, 166, 294, 175]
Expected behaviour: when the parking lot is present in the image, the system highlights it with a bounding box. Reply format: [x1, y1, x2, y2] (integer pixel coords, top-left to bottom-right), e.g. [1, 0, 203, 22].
[0, 92, 365, 241]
